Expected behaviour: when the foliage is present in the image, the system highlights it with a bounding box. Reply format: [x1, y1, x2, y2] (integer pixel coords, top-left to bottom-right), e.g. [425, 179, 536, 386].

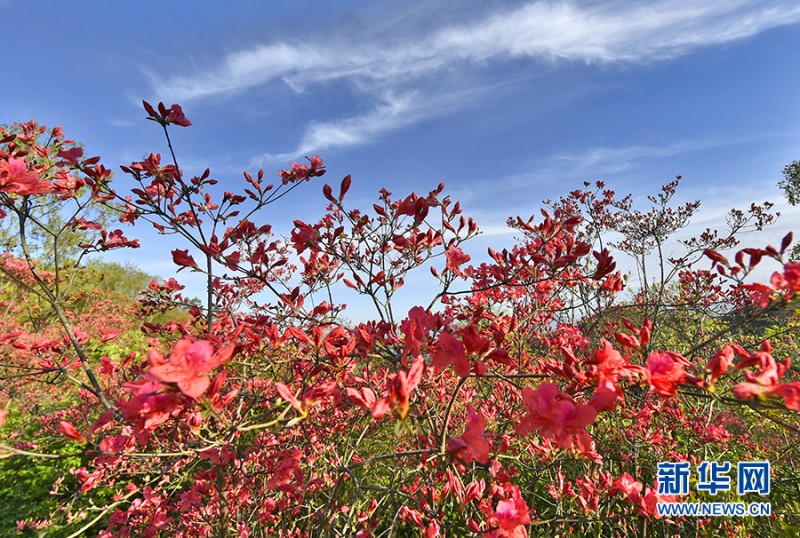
[778, 160, 800, 206]
[0, 122, 117, 267]
[1, 103, 799, 538]
[778, 159, 800, 260]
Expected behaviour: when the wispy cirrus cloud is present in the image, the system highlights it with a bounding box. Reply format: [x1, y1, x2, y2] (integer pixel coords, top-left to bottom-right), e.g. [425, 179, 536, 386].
[258, 92, 417, 163]
[448, 130, 793, 226]
[147, 0, 800, 158]
[255, 74, 531, 164]
[548, 138, 740, 175]
[151, 0, 800, 100]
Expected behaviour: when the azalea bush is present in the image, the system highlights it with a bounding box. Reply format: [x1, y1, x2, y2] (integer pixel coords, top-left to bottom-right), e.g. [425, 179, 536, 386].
[1, 104, 799, 537]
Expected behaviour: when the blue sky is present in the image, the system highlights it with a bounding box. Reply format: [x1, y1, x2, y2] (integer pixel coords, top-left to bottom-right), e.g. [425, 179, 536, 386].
[2, 0, 799, 316]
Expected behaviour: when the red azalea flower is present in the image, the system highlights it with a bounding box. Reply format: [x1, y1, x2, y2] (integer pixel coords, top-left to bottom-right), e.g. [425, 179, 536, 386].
[166, 104, 192, 127]
[0, 158, 53, 195]
[445, 245, 471, 277]
[516, 382, 597, 449]
[432, 331, 470, 377]
[706, 345, 734, 383]
[148, 338, 236, 399]
[646, 352, 688, 396]
[446, 405, 491, 464]
[372, 358, 424, 420]
[488, 490, 531, 538]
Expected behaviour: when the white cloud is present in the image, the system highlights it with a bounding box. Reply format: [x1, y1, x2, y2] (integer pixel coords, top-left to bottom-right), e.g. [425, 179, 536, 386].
[107, 117, 138, 128]
[147, 1, 800, 158]
[255, 76, 525, 162]
[446, 131, 796, 238]
[449, 138, 727, 203]
[151, 1, 800, 101]
[545, 137, 765, 175]
[258, 92, 417, 163]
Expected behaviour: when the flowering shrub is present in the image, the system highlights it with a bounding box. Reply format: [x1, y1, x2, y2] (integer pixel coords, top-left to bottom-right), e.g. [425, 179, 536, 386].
[1, 104, 799, 537]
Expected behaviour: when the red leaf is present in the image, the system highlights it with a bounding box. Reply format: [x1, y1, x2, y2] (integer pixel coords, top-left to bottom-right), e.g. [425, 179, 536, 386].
[371, 398, 391, 419]
[781, 232, 793, 255]
[704, 249, 729, 267]
[432, 332, 469, 377]
[171, 249, 198, 270]
[142, 100, 158, 119]
[407, 358, 425, 391]
[88, 410, 115, 434]
[339, 175, 351, 200]
[275, 382, 302, 409]
[59, 421, 84, 442]
[345, 387, 368, 407]
[614, 332, 639, 349]
[322, 184, 336, 203]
